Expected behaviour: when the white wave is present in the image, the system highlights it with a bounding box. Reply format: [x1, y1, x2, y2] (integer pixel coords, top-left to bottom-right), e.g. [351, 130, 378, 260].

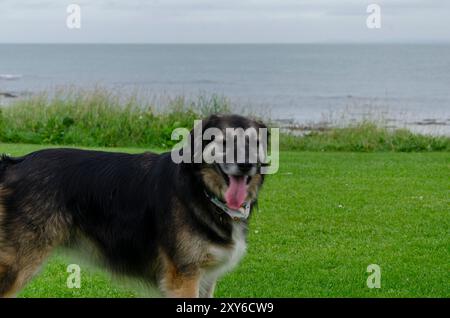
[0, 74, 22, 80]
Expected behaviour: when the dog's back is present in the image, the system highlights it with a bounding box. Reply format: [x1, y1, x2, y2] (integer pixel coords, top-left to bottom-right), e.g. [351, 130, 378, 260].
[0, 148, 171, 296]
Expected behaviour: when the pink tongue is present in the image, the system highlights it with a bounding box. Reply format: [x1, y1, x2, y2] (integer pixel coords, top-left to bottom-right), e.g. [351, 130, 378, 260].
[225, 176, 248, 210]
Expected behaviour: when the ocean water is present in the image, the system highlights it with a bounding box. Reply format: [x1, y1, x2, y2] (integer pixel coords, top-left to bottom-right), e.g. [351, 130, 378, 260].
[1, 44, 449, 134]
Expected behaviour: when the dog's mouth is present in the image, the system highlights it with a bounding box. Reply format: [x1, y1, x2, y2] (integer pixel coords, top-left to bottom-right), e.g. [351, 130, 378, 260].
[216, 165, 250, 210]
[224, 175, 248, 210]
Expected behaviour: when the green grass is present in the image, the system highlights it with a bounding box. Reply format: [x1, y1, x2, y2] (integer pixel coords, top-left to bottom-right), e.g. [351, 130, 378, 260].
[280, 122, 450, 152]
[1, 89, 448, 152]
[1, 143, 449, 298]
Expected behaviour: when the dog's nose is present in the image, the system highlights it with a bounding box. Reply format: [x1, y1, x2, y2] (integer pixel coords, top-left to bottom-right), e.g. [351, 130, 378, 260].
[237, 163, 254, 173]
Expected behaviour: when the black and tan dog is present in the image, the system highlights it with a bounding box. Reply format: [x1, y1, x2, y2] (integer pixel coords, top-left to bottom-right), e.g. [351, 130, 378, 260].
[0, 114, 267, 298]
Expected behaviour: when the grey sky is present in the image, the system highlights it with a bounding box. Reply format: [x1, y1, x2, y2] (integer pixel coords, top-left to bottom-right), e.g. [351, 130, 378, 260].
[0, 0, 449, 43]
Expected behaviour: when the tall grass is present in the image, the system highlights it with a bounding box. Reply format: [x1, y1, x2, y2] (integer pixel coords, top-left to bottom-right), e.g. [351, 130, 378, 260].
[280, 122, 450, 152]
[0, 89, 231, 148]
[0, 89, 449, 152]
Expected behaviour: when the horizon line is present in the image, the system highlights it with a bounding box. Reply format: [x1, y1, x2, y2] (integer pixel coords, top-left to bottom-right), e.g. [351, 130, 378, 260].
[0, 41, 449, 45]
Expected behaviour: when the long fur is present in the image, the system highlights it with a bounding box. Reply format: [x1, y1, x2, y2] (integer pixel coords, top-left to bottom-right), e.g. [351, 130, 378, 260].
[0, 114, 266, 297]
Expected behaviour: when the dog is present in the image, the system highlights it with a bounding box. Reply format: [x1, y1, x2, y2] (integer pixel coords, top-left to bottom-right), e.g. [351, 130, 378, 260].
[0, 114, 268, 298]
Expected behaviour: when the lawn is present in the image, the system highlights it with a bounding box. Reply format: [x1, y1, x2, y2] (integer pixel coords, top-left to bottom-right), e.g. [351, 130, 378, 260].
[1, 143, 449, 298]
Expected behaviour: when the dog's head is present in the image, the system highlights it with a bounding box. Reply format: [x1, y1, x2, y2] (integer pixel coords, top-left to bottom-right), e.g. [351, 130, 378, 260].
[187, 114, 268, 212]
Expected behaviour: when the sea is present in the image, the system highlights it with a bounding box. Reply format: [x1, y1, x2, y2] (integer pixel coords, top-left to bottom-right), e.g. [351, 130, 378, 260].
[1, 44, 449, 135]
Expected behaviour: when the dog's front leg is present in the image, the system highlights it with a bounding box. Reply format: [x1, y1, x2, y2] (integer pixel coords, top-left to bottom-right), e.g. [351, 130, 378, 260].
[200, 278, 216, 298]
[159, 265, 200, 298]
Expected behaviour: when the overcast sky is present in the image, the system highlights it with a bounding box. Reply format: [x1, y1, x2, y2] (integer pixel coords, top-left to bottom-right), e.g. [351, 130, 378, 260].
[0, 0, 449, 43]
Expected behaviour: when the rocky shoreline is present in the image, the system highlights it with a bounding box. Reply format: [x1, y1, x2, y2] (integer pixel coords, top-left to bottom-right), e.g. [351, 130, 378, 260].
[275, 117, 450, 136]
[0, 92, 18, 98]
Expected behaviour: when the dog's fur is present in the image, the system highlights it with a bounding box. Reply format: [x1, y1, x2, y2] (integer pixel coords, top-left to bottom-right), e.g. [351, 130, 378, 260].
[0, 114, 266, 298]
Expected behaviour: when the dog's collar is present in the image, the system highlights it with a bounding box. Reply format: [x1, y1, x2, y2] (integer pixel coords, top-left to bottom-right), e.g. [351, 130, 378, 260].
[204, 190, 251, 221]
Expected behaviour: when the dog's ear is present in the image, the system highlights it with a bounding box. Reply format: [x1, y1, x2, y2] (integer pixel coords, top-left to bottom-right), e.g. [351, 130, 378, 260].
[188, 115, 221, 139]
[186, 115, 222, 164]
[254, 118, 268, 130]
[202, 114, 222, 131]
